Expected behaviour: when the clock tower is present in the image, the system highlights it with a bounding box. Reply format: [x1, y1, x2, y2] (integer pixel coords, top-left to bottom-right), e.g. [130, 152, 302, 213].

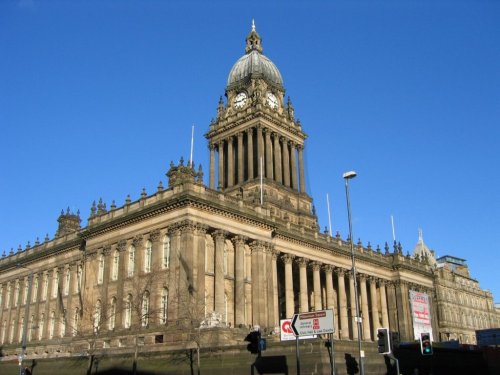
[205, 22, 317, 230]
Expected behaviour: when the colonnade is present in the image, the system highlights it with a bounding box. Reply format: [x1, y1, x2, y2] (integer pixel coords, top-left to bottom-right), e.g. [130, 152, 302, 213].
[208, 125, 306, 193]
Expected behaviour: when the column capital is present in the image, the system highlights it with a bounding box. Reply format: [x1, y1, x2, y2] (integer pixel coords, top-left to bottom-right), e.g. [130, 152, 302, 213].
[281, 253, 295, 264]
[117, 239, 127, 252]
[195, 223, 209, 235]
[102, 244, 112, 256]
[334, 267, 346, 276]
[249, 240, 266, 253]
[295, 257, 309, 267]
[178, 220, 197, 234]
[149, 229, 161, 243]
[237, 131, 244, 139]
[212, 229, 228, 241]
[132, 234, 143, 248]
[310, 262, 321, 272]
[288, 140, 296, 147]
[209, 143, 216, 151]
[323, 264, 334, 273]
[297, 143, 304, 151]
[378, 278, 389, 286]
[368, 276, 378, 284]
[358, 273, 367, 282]
[246, 127, 254, 134]
[231, 235, 248, 247]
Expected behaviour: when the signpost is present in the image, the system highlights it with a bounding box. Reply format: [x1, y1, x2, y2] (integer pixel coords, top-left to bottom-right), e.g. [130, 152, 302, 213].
[290, 309, 335, 375]
[291, 309, 335, 336]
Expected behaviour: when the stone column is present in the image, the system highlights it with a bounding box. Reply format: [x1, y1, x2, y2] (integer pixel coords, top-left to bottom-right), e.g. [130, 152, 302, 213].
[395, 281, 412, 341]
[195, 225, 208, 312]
[246, 128, 254, 180]
[227, 136, 234, 187]
[348, 271, 358, 340]
[312, 262, 322, 311]
[386, 282, 399, 335]
[180, 223, 196, 314]
[282, 254, 295, 318]
[237, 132, 244, 184]
[379, 280, 390, 329]
[273, 133, 282, 183]
[298, 144, 306, 193]
[271, 249, 279, 328]
[266, 245, 277, 328]
[149, 230, 162, 271]
[232, 235, 247, 327]
[217, 141, 224, 190]
[250, 241, 266, 325]
[168, 228, 181, 322]
[264, 129, 273, 179]
[209, 143, 215, 189]
[257, 126, 264, 177]
[290, 141, 298, 190]
[335, 268, 349, 339]
[297, 258, 309, 313]
[213, 230, 227, 317]
[369, 277, 380, 336]
[324, 265, 338, 338]
[115, 240, 127, 327]
[281, 137, 290, 187]
[359, 275, 371, 340]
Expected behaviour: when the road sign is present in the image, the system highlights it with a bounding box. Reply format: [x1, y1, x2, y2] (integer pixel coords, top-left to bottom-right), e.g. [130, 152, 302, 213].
[280, 319, 316, 341]
[291, 309, 335, 336]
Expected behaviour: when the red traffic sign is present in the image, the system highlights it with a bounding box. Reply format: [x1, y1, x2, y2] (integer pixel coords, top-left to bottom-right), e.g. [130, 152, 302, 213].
[291, 309, 335, 336]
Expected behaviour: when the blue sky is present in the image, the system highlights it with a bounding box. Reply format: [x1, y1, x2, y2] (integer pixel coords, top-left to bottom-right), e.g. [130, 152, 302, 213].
[1, 1, 499, 301]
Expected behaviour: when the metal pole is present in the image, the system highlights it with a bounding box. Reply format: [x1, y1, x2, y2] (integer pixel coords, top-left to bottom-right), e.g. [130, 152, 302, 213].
[344, 172, 365, 375]
[19, 270, 34, 375]
[296, 336, 301, 375]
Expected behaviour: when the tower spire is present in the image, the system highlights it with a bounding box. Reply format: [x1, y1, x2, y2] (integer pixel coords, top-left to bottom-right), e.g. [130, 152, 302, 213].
[245, 19, 263, 54]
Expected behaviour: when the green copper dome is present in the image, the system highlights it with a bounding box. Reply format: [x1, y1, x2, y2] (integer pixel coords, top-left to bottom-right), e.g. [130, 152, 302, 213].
[227, 21, 283, 90]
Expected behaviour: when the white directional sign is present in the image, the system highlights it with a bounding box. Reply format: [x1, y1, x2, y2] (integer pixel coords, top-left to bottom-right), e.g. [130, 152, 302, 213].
[291, 309, 335, 336]
[280, 319, 316, 341]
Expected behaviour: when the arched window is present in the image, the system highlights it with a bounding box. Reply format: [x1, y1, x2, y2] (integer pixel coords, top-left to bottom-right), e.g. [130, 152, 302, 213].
[10, 319, 15, 343]
[94, 300, 102, 333]
[49, 311, 55, 339]
[109, 297, 117, 330]
[161, 288, 168, 324]
[23, 279, 28, 305]
[5, 283, 11, 308]
[144, 241, 152, 273]
[1, 320, 6, 344]
[28, 315, 34, 341]
[39, 314, 45, 340]
[98, 255, 104, 284]
[163, 235, 170, 269]
[63, 268, 70, 296]
[128, 246, 136, 277]
[14, 280, 20, 307]
[75, 265, 82, 293]
[60, 310, 66, 337]
[73, 308, 80, 337]
[19, 316, 24, 343]
[52, 271, 59, 298]
[42, 274, 48, 301]
[142, 291, 150, 327]
[124, 294, 132, 328]
[112, 250, 119, 281]
[32, 276, 39, 303]
[223, 248, 228, 275]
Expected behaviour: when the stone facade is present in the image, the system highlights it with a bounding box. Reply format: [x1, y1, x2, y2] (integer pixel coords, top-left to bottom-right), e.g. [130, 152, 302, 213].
[0, 24, 498, 359]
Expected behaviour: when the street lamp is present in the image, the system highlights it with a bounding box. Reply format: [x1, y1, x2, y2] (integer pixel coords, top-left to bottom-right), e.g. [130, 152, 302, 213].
[343, 171, 365, 375]
[17, 264, 34, 375]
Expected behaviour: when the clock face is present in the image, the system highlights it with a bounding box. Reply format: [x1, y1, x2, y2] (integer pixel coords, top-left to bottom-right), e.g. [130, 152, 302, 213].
[234, 92, 247, 109]
[266, 92, 278, 110]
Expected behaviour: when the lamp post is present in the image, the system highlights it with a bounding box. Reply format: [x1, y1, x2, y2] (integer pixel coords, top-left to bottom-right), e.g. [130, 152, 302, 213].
[17, 264, 34, 375]
[343, 171, 365, 375]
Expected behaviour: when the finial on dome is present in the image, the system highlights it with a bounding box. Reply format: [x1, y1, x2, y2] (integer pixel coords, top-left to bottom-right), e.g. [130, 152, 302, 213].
[418, 228, 423, 242]
[245, 20, 263, 54]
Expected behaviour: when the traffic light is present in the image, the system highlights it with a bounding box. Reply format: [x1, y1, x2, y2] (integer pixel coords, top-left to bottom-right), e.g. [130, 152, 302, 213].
[377, 328, 391, 354]
[420, 332, 433, 355]
[391, 331, 400, 349]
[245, 330, 261, 354]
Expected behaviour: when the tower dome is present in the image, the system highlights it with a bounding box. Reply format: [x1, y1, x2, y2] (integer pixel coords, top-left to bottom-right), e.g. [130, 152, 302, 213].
[227, 21, 283, 90]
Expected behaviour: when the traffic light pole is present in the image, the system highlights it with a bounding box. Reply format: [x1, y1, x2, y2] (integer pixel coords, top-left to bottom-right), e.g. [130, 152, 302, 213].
[387, 353, 400, 375]
[295, 336, 301, 375]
